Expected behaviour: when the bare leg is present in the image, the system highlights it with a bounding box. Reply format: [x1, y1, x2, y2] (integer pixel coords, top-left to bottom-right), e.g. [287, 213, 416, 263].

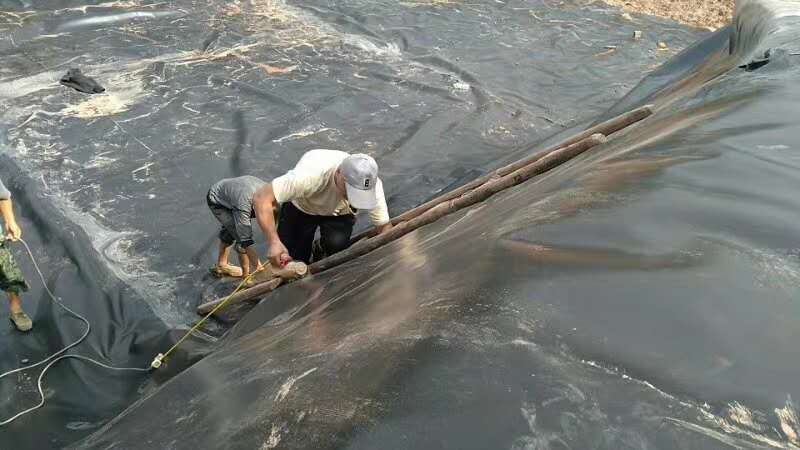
[245, 246, 261, 273]
[212, 241, 243, 277]
[7, 291, 32, 331]
[7, 292, 22, 314]
[238, 251, 251, 278]
[217, 241, 233, 267]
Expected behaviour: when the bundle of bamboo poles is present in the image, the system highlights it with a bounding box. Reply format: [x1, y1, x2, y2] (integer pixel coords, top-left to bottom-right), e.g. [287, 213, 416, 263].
[350, 105, 654, 243]
[196, 105, 654, 315]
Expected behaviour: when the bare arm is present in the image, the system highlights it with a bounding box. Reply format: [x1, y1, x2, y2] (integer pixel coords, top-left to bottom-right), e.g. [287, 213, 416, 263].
[253, 183, 280, 243]
[0, 199, 21, 241]
[368, 179, 393, 235]
[253, 183, 291, 266]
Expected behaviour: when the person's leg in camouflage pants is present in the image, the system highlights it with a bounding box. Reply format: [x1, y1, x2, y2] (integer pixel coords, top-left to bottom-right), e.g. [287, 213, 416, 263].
[1, 240, 31, 331]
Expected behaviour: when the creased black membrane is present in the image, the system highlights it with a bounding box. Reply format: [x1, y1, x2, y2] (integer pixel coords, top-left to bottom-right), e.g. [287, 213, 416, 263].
[1, 0, 799, 448]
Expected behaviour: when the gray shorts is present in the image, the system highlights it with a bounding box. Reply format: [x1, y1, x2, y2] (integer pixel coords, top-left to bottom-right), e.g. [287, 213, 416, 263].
[207, 191, 244, 250]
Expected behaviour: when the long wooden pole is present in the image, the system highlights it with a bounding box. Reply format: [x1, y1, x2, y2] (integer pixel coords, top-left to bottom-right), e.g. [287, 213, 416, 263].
[310, 133, 606, 274]
[196, 278, 281, 315]
[196, 262, 308, 315]
[351, 105, 653, 243]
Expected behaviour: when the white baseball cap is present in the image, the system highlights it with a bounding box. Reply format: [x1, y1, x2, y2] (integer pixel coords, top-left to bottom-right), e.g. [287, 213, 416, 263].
[340, 154, 379, 210]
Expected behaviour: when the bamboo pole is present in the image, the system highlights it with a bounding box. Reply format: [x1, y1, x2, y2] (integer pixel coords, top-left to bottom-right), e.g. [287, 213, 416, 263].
[351, 104, 654, 243]
[197, 278, 282, 315]
[196, 262, 307, 315]
[251, 261, 308, 283]
[310, 133, 607, 274]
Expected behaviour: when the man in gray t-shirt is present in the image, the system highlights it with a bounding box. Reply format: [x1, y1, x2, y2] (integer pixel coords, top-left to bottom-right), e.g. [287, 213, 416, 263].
[0, 177, 32, 331]
[206, 176, 266, 278]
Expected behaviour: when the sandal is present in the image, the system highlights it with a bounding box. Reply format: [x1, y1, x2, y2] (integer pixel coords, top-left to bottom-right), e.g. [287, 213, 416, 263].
[10, 310, 33, 332]
[209, 264, 243, 278]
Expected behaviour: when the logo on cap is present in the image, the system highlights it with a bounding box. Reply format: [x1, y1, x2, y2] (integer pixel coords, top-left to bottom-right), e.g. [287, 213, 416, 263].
[364, 179, 370, 188]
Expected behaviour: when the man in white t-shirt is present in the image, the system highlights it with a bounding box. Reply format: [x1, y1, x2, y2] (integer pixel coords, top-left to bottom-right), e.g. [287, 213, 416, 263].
[253, 150, 393, 266]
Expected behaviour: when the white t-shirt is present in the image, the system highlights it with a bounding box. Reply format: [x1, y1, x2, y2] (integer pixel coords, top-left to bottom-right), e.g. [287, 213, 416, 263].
[272, 149, 391, 226]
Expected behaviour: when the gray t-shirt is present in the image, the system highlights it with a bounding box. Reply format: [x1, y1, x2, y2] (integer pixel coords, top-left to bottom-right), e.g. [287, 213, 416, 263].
[0, 177, 10, 200]
[207, 176, 266, 245]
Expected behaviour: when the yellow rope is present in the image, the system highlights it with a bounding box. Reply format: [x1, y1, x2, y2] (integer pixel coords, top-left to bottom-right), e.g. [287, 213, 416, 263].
[152, 267, 265, 368]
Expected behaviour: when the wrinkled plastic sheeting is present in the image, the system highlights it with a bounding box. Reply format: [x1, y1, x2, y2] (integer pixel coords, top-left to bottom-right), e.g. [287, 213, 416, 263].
[0, 0, 706, 446]
[0, 159, 176, 448]
[71, 2, 800, 450]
